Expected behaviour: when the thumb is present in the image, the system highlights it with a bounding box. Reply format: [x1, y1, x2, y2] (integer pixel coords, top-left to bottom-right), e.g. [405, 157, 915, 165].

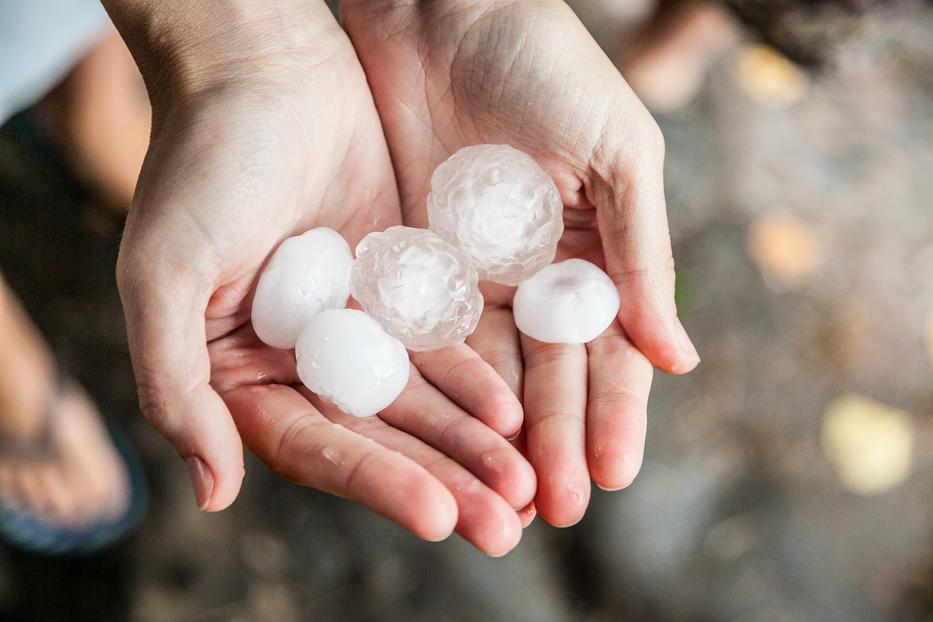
[590, 125, 700, 374]
[117, 251, 245, 511]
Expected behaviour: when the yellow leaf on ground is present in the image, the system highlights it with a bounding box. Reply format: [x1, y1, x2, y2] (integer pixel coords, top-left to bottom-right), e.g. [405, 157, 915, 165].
[747, 211, 822, 288]
[735, 44, 809, 108]
[821, 394, 914, 496]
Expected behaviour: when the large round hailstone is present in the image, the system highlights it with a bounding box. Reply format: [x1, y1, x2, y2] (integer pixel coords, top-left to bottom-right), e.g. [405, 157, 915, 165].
[350, 226, 483, 351]
[513, 259, 620, 344]
[295, 309, 410, 418]
[427, 144, 564, 285]
[251, 228, 352, 349]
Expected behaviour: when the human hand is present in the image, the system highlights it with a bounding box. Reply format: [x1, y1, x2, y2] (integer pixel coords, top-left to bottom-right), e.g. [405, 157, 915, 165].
[342, 0, 700, 527]
[105, 0, 534, 555]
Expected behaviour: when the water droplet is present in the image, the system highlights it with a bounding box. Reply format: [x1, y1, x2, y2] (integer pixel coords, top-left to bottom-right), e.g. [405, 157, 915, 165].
[321, 447, 342, 466]
[568, 486, 584, 506]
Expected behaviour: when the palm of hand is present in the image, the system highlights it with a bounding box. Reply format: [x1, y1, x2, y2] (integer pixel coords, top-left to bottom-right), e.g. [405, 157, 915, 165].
[344, 0, 699, 526]
[120, 30, 534, 555]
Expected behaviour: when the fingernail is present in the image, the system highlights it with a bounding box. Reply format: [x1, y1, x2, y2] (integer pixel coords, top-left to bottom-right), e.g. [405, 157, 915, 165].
[674, 320, 701, 367]
[185, 455, 213, 511]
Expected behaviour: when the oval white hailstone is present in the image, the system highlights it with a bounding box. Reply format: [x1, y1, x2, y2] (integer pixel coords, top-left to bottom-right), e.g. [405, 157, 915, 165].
[251, 228, 353, 349]
[513, 259, 620, 344]
[427, 144, 564, 286]
[351, 226, 483, 351]
[295, 309, 410, 418]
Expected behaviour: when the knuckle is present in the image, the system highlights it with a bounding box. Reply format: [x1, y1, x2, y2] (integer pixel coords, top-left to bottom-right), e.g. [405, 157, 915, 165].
[586, 334, 633, 359]
[133, 371, 183, 441]
[525, 342, 585, 370]
[343, 449, 382, 496]
[526, 411, 582, 437]
[588, 389, 646, 414]
[640, 117, 666, 159]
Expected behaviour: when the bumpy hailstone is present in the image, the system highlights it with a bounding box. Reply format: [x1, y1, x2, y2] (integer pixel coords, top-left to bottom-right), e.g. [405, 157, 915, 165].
[251, 228, 353, 349]
[296, 309, 410, 417]
[427, 144, 564, 285]
[513, 259, 620, 344]
[351, 226, 483, 351]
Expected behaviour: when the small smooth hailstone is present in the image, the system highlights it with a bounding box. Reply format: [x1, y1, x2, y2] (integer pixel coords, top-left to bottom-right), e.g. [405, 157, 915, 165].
[296, 309, 410, 417]
[351, 226, 483, 351]
[513, 259, 620, 344]
[251, 228, 353, 349]
[427, 144, 564, 285]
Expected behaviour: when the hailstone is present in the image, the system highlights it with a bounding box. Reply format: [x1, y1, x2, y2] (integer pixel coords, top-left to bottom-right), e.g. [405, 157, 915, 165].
[427, 144, 564, 285]
[295, 309, 410, 417]
[251, 228, 353, 349]
[351, 226, 483, 351]
[513, 259, 620, 344]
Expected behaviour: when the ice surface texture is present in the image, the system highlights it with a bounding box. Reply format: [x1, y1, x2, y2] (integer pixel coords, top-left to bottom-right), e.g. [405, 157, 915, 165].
[513, 259, 620, 344]
[296, 309, 410, 417]
[427, 144, 564, 286]
[251, 228, 353, 349]
[351, 226, 483, 351]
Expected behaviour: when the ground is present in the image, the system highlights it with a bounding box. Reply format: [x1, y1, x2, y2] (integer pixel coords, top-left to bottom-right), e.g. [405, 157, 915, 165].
[0, 3, 931, 621]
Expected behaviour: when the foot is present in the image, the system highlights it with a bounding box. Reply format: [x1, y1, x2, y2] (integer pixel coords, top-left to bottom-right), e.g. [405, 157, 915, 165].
[0, 281, 130, 529]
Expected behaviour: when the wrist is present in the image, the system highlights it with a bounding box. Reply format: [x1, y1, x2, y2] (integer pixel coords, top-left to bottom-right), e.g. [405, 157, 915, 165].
[102, 0, 339, 103]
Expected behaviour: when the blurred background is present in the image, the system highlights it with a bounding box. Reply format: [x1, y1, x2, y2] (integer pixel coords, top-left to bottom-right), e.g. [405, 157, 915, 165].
[1, 0, 931, 620]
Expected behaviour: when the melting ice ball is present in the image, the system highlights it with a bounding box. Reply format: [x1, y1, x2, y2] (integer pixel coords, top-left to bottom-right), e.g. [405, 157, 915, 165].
[351, 226, 483, 351]
[513, 259, 620, 344]
[427, 144, 564, 285]
[295, 309, 410, 417]
[251, 228, 353, 350]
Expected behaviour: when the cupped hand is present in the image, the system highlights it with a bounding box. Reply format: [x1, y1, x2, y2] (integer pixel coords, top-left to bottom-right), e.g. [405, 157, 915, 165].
[107, 0, 533, 555]
[342, 0, 701, 527]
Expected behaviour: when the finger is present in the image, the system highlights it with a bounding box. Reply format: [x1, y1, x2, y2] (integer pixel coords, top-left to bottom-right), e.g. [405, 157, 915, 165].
[208, 322, 299, 395]
[589, 126, 700, 374]
[306, 391, 524, 557]
[224, 383, 458, 542]
[585, 323, 653, 490]
[518, 502, 537, 528]
[465, 303, 524, 401]
[380, 367, 536, 510]
[117, 266, 244, 512]
[508, 426, 535, 529]
[411, 340, 522, 439]
[521, 336, 591, 527]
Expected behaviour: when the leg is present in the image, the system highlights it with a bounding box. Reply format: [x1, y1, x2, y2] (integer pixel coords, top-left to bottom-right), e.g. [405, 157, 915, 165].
[0, 273, 130, 526]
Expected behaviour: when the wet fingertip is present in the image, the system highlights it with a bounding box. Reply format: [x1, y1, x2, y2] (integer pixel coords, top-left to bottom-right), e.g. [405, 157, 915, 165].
[510, 457, 538, 511]
[415, 487, 459, 542]
[195, 457, 245, 513]
[535, 475, 591, 528]
[670, 320, 701, 374]
[484, 514, 523, 558]
[591, 450, 644, 492]
[537, 498, 588, 529]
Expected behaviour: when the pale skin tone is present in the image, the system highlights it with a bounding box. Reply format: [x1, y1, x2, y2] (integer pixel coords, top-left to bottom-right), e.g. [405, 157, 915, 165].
[99, 0, 697, 553]
[341, 0, 699, 526]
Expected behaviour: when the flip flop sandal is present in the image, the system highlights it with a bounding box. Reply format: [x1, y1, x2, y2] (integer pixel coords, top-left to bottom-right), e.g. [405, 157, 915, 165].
[0, 369, 147, 556]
